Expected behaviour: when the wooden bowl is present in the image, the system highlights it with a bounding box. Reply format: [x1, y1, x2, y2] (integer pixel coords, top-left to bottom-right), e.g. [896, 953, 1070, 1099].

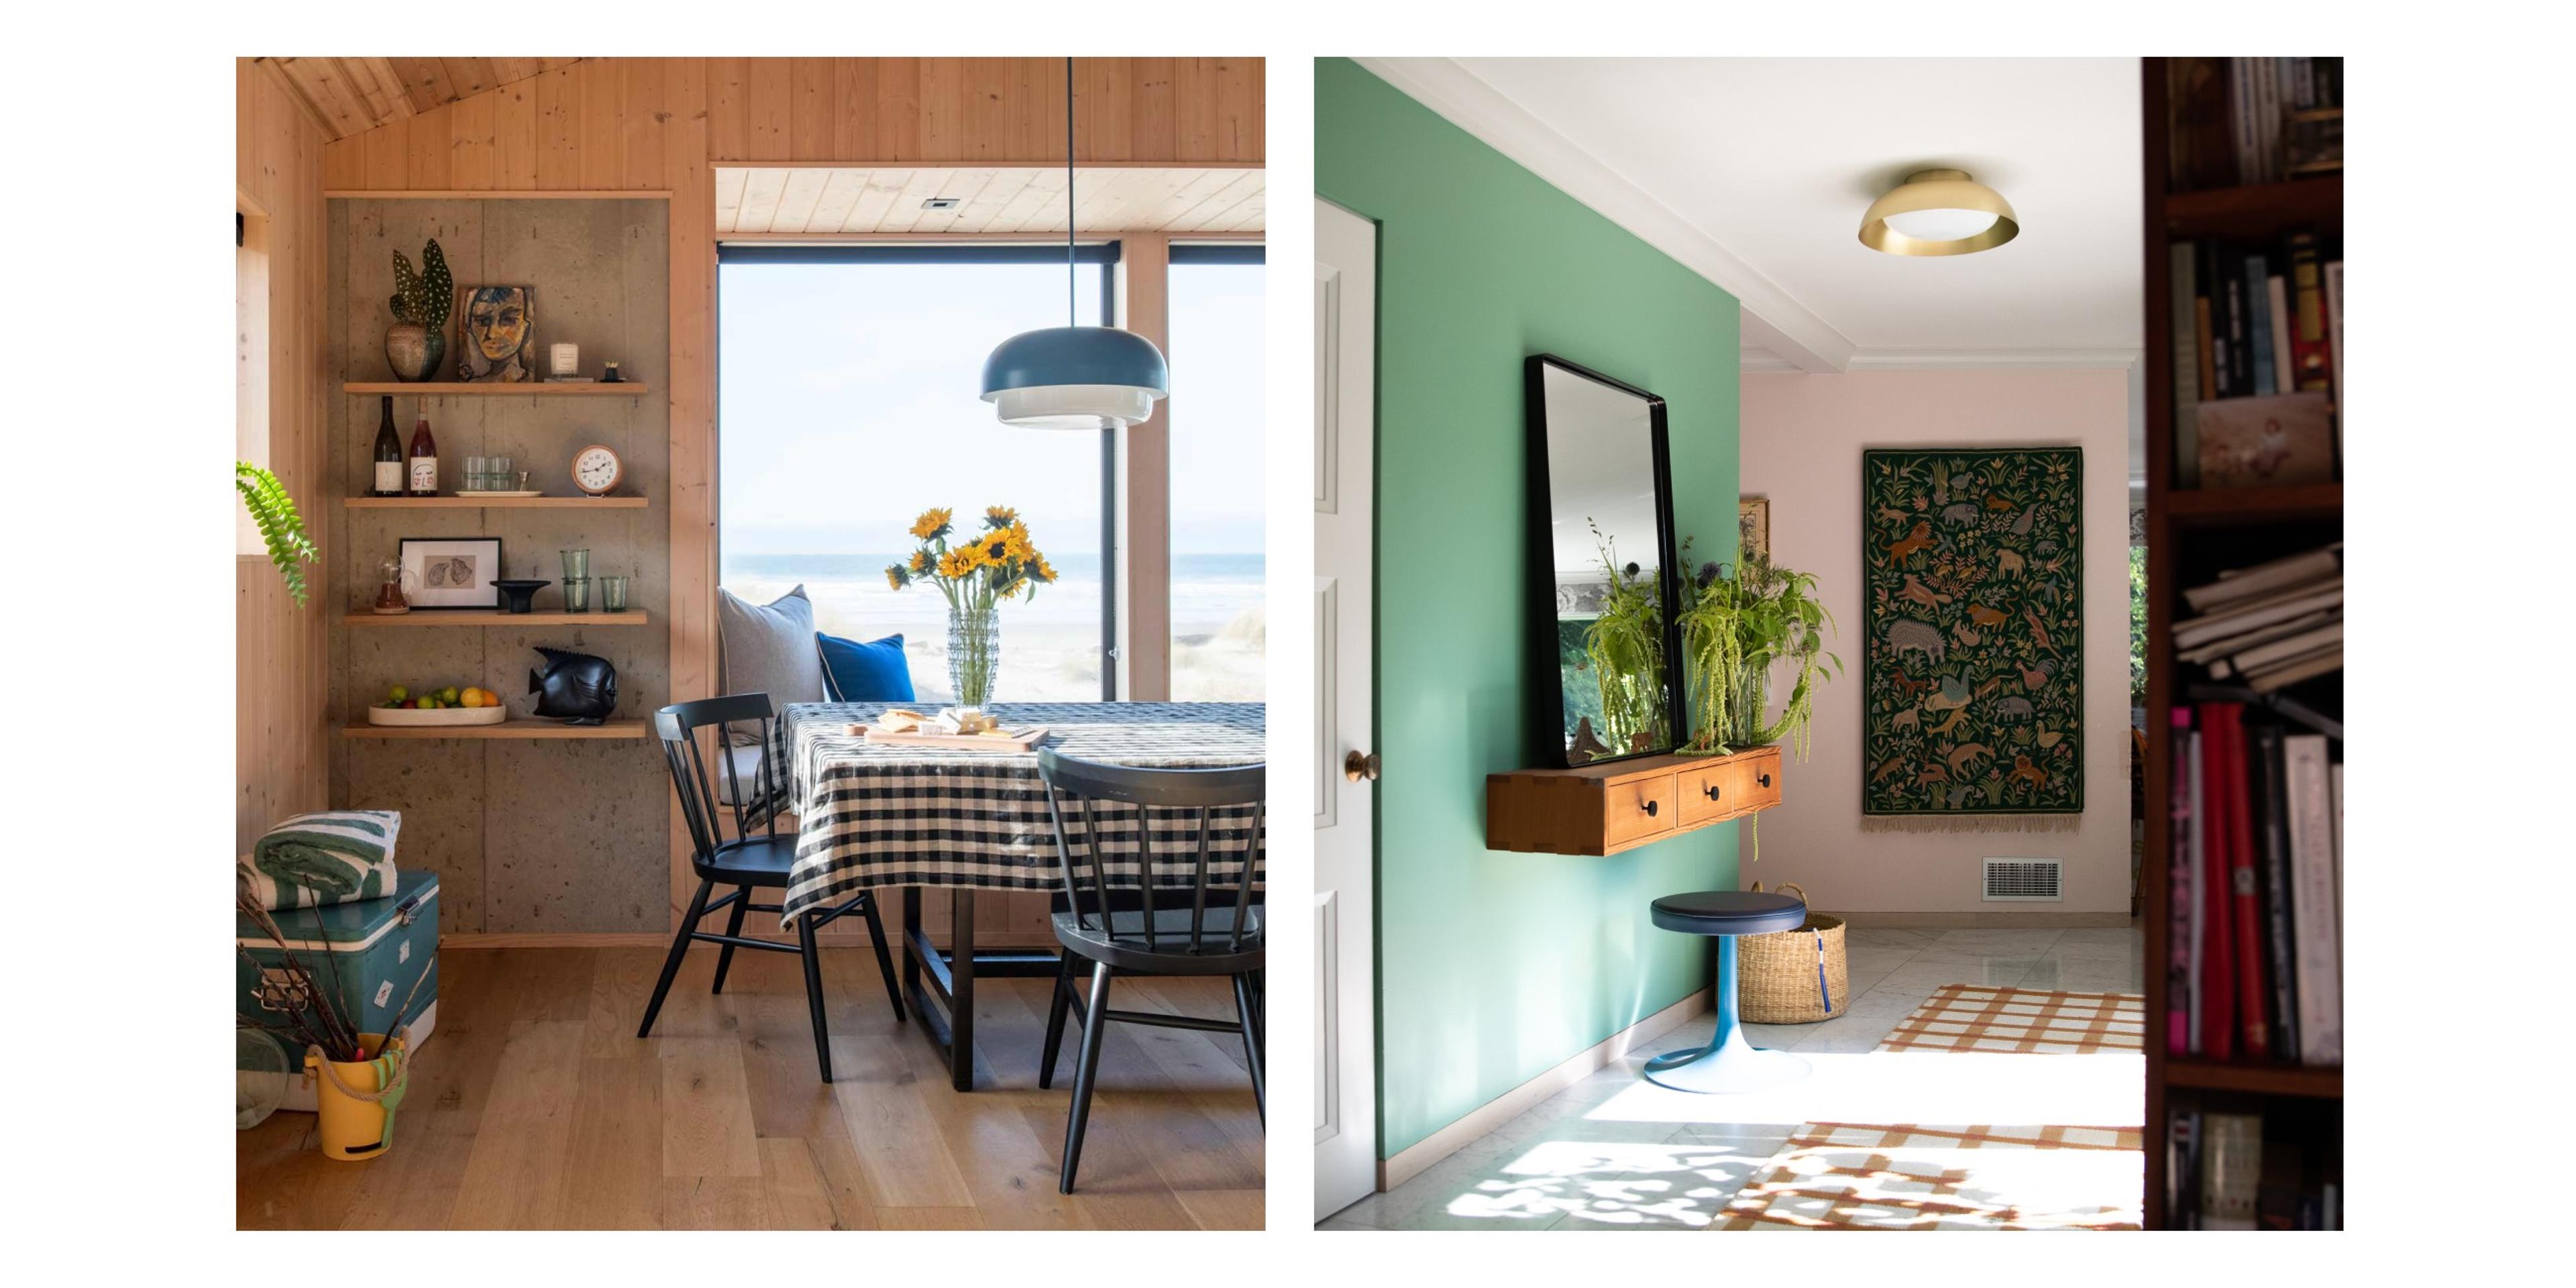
[365, 704, 508, 729]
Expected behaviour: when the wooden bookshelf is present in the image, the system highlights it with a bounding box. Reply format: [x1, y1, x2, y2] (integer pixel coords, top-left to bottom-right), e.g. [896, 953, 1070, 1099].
[341, 494, 649, 509]
[341, 610, 649, 628]
[2140, 58, 2345, 1231]
[340, 718, 646, 740]
[342, 381, 649, 396]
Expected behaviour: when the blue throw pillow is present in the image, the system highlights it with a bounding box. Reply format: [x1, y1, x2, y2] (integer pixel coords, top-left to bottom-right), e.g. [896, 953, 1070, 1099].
[816, 632, 916, 702]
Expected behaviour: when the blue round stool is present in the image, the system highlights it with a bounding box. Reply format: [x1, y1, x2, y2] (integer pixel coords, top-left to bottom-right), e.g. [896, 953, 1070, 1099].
[1644, 890, 1814, 1093]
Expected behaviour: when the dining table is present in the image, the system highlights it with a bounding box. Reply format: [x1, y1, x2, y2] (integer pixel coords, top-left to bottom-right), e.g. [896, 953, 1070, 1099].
[771, 700, 1265, 1090]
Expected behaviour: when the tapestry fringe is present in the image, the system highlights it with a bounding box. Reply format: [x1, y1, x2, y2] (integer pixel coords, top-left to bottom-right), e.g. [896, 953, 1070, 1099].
[1860, 813, 2084, 835]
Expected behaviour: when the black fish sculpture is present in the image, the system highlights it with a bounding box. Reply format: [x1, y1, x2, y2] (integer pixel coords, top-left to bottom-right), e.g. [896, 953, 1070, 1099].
[529, 647, 618, 724]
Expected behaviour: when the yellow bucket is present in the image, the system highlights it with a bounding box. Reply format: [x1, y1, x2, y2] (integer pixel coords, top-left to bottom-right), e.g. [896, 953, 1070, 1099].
[306, 1032, 407, 1161]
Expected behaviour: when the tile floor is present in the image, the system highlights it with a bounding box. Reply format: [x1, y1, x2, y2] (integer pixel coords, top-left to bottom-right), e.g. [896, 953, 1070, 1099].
[1320, 923, 2145, 1231]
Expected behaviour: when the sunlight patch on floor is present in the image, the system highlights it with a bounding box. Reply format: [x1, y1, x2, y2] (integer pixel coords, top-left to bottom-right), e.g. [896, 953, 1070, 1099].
[1579, 1051, 2144, 1130]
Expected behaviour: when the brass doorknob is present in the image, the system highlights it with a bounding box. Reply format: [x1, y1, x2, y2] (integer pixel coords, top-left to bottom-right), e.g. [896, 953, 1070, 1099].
[1344, 749, 1381, 782]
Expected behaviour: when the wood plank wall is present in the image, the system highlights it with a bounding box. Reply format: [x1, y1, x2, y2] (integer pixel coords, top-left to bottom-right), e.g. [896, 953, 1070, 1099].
[237, 59, 333, 851]
[311, 58, 1263, 942]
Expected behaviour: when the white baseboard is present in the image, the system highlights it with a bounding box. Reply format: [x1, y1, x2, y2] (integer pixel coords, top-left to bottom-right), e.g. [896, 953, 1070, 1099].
[1376, 987, 1711, 1192]
[1827, 911, 2137, 929]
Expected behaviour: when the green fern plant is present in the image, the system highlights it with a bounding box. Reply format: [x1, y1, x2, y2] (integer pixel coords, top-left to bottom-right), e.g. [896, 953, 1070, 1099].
[237, 462, 318, 607]
[1674, 541, 1841, 759]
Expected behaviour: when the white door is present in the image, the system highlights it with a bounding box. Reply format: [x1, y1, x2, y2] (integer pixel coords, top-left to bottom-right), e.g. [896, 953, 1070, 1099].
[1313, 198, 1378, 1221]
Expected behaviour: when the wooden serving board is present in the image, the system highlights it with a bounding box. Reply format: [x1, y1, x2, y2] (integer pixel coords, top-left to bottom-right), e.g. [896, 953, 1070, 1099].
[852, 724, 1051, 752]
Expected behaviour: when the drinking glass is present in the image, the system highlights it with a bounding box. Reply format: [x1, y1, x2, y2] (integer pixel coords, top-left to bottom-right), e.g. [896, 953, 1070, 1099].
[490, 457, 514, 492]
[598, 576, 629, 613]
[560, 549, 590, 580]
[464, 455, 490, 492]
[562, 578, 592, 612]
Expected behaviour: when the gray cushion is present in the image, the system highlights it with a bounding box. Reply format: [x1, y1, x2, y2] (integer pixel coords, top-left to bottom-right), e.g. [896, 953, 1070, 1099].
[716, 584, 826, 743]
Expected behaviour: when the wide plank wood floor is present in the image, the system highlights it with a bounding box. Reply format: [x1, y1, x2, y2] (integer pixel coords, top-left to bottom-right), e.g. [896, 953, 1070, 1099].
[237, 946, 1264, 1229]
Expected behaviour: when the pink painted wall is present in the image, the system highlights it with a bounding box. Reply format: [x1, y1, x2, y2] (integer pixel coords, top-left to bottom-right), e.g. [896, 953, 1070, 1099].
[1740, 368, 2133, 914]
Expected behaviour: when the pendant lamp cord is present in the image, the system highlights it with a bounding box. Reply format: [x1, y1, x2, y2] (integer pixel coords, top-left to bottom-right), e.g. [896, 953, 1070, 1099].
[1065, 56, 1076, 327]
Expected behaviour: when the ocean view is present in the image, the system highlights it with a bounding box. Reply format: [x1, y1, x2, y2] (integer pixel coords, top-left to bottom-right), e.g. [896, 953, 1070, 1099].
[722, 551, 1265, 702]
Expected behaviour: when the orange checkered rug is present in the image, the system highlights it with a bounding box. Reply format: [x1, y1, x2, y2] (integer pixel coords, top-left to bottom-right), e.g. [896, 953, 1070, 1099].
[1874, 984, 2144, 1055]
[1713, 986, 2145, 1231]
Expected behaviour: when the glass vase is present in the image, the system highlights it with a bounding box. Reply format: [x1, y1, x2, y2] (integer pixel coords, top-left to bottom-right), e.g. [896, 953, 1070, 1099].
[948, 605, 1000, 709]
[1724, 663, 1770, 749]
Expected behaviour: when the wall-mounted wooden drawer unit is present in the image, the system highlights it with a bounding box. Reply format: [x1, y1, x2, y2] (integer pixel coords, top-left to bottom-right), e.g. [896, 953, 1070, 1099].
[1487, 745, 1783, 857]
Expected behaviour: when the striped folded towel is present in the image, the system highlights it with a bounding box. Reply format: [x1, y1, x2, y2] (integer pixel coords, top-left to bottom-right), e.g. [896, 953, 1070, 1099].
[248, 810, 401, 909]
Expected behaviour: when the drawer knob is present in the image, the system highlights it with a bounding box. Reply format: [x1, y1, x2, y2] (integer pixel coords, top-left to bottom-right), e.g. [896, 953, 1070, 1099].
[1703, 784, 1722, 801]
[1758, 771, 1773, 788]
[1642, 798, 1659, 818]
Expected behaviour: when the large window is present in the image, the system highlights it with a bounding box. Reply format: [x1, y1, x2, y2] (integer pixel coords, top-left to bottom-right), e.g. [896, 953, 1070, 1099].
[1167, 245, 1265, 701]
[719, 246, 1112, 701]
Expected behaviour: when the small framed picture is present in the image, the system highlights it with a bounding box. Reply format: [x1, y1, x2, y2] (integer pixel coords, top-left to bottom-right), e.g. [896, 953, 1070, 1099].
[400, 537, 503, 609]
[1739, 496, 1771, 561]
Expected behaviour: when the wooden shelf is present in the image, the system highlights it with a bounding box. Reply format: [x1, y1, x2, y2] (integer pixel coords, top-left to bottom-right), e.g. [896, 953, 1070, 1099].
[341, 494, 648, 509]
[2162, 1060, 2343, 1099]
[341, 718, 645, 740]
[1489, 746, 1782, 857]
[343, 381, 650, 396]
[2163, 174, 2343, 239]
[342, 610, 648, 628]
[2164, 482, 2344, 528]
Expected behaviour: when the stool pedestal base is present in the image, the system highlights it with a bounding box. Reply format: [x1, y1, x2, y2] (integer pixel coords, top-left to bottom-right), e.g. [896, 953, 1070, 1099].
[1642, 934, 1813, 1095]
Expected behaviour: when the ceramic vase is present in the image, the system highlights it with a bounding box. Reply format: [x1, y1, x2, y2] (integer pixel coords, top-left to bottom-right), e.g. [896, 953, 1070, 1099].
[384, 323, 445, 383]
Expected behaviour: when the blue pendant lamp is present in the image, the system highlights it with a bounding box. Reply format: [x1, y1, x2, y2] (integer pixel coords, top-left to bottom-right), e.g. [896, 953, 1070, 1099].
[981, 57, 1169, 429]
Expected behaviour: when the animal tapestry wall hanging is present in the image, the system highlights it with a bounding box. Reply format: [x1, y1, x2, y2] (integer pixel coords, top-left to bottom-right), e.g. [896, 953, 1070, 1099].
[456, 285, 535, 383]
[1860, 447, 2083, 822]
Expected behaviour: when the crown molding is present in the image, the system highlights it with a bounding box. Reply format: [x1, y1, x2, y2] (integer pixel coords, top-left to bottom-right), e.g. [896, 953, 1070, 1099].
[1741, 345, 2141, 372]
[1356, 56, 1856, 374]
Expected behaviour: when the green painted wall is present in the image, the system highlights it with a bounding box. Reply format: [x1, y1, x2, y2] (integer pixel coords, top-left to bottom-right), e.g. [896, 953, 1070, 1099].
[1317, 58, 1746, 1160]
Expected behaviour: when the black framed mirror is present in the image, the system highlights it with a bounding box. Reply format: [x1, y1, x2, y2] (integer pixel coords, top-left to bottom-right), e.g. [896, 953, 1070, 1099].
[1523, 354, 1686, 767]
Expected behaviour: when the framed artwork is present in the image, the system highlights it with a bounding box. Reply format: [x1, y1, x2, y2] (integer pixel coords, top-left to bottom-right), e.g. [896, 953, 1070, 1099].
[1739, 497, 1770, 561]
[399, 537, 503, 610]
[1860, 448, 2083, 817]
[456, 285, 536, 383]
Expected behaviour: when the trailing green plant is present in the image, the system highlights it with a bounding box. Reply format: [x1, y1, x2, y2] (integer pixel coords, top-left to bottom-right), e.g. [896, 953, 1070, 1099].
[237, 462, 318, 607]
[1579, 523, 1669, 758]
[388, 238, 452, 330]
[1674, 541, 1841, 759]
[2129, 544, 2148, 702]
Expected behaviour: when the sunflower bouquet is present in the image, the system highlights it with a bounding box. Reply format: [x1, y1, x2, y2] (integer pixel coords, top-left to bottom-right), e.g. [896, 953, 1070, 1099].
[883, 506, 1057, 707]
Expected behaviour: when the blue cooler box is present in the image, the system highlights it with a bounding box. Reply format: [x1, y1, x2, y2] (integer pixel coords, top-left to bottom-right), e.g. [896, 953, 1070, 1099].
[237, 869, 439, 1112]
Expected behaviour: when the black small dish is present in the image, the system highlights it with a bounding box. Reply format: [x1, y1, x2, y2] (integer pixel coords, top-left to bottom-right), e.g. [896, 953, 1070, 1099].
[493, 579, 551, 614]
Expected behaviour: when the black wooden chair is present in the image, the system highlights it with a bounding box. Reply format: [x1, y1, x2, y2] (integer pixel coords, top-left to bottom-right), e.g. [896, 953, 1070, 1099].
[639, 694, 902, 1081]
[1033, 746, 1264, 1193]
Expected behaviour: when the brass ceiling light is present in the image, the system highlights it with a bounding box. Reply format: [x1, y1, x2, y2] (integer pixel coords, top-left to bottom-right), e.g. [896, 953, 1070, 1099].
[1858, 168, 2019, 257]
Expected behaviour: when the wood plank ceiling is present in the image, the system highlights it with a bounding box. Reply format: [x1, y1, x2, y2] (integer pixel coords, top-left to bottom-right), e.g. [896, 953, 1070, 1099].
[262, 57, 586, 141]
[714, 166, 1264, 236]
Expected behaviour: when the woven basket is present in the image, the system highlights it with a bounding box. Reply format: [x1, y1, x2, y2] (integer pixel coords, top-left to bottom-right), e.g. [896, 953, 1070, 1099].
[1739, 881, 1849, 1024]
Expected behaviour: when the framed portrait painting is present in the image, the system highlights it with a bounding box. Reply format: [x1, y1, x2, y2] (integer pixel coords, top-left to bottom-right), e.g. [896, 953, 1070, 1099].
[456, 285, 537, 383]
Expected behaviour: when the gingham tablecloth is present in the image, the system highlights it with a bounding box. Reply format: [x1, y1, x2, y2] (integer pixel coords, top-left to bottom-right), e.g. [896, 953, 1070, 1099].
[773, 702, 1265, 924]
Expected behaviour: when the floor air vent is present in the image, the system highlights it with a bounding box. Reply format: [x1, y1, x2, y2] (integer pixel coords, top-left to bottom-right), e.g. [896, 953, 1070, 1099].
[1982, 857, 2063, 902]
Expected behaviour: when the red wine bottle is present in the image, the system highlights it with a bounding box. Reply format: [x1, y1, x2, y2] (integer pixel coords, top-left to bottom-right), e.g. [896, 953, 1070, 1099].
[407, 414, 439, 496]
[372, 397, 405, 497]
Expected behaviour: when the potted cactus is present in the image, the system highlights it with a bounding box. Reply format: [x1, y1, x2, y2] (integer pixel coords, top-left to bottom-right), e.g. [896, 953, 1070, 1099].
[384, 239, 451, 382]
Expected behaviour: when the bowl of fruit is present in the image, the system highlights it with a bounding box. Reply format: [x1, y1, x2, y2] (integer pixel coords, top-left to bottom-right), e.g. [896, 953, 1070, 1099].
[366, 683, 511, 728]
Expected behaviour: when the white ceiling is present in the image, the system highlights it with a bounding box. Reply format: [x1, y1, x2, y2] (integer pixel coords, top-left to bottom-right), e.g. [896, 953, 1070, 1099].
[1358, 58, 2145, 375]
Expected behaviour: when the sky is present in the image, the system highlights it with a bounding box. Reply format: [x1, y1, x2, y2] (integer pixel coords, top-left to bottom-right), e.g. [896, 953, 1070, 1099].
[718, 257, 1264, 558]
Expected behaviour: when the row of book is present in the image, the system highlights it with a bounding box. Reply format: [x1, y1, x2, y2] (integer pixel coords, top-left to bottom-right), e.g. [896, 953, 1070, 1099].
[2167, 233, 2342, 490]
[2172, 543, 2342, 692]
[2166, 1109, 2343, 1230]
[2169, 700, 2341, 1068]
[2165, 56, 2344, 191]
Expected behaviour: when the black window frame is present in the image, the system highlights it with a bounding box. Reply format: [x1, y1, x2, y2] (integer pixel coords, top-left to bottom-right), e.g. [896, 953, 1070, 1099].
[715, 241, 1123, 701]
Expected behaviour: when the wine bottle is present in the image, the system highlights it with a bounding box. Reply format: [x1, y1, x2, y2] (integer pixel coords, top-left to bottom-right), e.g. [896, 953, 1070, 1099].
[372, 397, 405, 497]
[407, 414, 439, 496]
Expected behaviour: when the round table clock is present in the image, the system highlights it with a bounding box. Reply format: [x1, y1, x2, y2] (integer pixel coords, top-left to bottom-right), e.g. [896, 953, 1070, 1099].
[572, 444, 623, 496]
